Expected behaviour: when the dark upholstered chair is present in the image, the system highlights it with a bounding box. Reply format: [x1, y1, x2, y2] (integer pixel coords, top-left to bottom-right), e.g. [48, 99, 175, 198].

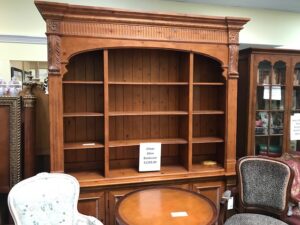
[219, 156, 294, 225]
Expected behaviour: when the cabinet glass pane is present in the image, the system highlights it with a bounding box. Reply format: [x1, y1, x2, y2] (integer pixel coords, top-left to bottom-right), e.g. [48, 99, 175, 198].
[255, 112, 269, 135]
[269, 136, 282, 156]
[270, 112, 284, 135]
[256, 86, 269, 110]
[255, 136, 268, 155]
[270, 86, 285, 110]
[292, 63, 300, 111]
[273, 61, 286, 85]
[257, 61, 271, 85]
[292, 88, 300, 110]
[255, 111, 284, 135]
[293, 63, 300, 85]
[255, 136, 282, 156]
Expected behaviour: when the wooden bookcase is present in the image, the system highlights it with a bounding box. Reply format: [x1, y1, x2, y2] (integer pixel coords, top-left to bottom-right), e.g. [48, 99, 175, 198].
[237, 48, 300, 158]
[36, 1, 248, 224]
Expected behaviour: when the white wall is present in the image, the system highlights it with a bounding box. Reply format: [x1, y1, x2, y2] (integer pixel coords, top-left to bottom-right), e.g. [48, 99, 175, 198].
[0, 0, 300, 81]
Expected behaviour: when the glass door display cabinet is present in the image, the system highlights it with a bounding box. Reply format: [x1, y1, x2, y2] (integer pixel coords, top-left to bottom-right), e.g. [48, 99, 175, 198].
[237, 48, 300, 158]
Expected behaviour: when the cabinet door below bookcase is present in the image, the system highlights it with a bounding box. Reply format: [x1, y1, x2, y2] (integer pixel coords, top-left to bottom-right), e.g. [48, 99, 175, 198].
[78, 191, 106, 224]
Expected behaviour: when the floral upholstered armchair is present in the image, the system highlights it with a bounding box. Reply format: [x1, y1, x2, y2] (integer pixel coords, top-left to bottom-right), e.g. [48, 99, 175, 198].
[8, 172, 103, 225]
[280, 153, 300, 225]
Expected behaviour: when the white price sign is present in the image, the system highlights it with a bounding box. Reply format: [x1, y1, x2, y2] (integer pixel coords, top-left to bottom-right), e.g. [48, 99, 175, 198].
[139, 143, 161, 172]
[290, 114, 300, 140]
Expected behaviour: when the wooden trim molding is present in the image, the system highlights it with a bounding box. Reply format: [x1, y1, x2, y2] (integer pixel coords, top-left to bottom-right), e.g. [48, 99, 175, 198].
[0, 97, 22, 188]
[60, 21, 228, 44]
[0, 35, 46, 45]
[35, 1, 249, 45]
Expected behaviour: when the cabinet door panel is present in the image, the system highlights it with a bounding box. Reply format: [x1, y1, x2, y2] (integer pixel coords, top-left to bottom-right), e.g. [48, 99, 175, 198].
[108, 188, 138, 225]
[191, 181, 225, 210]
[78, 191, 106, 224]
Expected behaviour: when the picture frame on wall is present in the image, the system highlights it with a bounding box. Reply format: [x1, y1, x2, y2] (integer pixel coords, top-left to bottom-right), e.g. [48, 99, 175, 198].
[10, 67, 23, 84]
[23, 71, 32, 83]
[10, 67, 32, 84]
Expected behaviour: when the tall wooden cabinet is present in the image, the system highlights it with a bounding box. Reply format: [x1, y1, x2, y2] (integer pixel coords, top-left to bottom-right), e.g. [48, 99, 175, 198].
[35, 1, 248, 224]
[237, 48, 300, 158]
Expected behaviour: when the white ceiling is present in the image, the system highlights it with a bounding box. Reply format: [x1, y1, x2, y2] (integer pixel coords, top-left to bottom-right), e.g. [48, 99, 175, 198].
[166, 0, 300, 13]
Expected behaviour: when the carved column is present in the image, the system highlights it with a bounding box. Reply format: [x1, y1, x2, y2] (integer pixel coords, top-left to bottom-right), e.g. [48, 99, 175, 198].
[46, 20, 64, 172]
[23, 94, 36, 178]
[226, 27, 240, 174]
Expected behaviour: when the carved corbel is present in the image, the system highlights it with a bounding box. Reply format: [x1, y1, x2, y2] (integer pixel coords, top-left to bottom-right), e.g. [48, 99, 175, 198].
[47, 20, 61, 75]
[228, 45, 239, 79]
[47, 35, 61, 75]
[221, 66, 228, 80]
[61, 63, 69, 77]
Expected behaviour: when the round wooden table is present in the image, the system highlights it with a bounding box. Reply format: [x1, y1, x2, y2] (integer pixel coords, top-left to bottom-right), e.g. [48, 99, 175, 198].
[115, 187, 218, 225]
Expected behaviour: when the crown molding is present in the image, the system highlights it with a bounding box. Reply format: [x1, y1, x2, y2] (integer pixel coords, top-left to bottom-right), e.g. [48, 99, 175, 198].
[0, 35, 47, 45]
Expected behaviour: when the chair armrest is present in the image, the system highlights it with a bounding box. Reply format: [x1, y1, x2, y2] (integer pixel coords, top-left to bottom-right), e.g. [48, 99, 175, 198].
[75, 213, 104, 225]
[218, 196, 229, 225]
[218, 188, 238, 225]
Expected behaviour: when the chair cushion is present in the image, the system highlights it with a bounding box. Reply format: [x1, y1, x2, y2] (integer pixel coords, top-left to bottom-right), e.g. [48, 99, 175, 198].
[224, 213, 288, 225]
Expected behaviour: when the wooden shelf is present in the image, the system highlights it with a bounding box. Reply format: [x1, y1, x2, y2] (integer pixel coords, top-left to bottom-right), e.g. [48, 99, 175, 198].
[63, 112, 104, 117]
[257, 84, 285, 87]
[193, 82, 224, 86]
[191, 163, 224, 173]
[109, 81, 189, 85]
[68, 170, 105, 182]
[109, 138, 188, 147]
[109, 111, 188, 116]
[256, 110, 285, 112]
[64, 142, 104, 150]
[63, 81, 103, 84]
[109, 165, 188, 178]
[192, 137, 224, 144]
[193, 110, 224, 115]
[69, 165, 226, 187]
[255, 134, 283, 137]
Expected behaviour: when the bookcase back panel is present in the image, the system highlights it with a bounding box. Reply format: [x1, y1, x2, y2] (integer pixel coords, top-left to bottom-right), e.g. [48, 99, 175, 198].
[65, 149, 104, 172]
[194, 54, 223, 83]
[64, 51, 104, 81]
[64, 85, 103, 113]
[193, 86, 225, 110]
[193, 115, 224, 138]
[109, 144, 188, 170]
[109, 86, 188, 112]
[109, 115, 188, 141]
[64, 117, 104, 143]
[108, 49, 189, 82]
[192, 143, 224, 165]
